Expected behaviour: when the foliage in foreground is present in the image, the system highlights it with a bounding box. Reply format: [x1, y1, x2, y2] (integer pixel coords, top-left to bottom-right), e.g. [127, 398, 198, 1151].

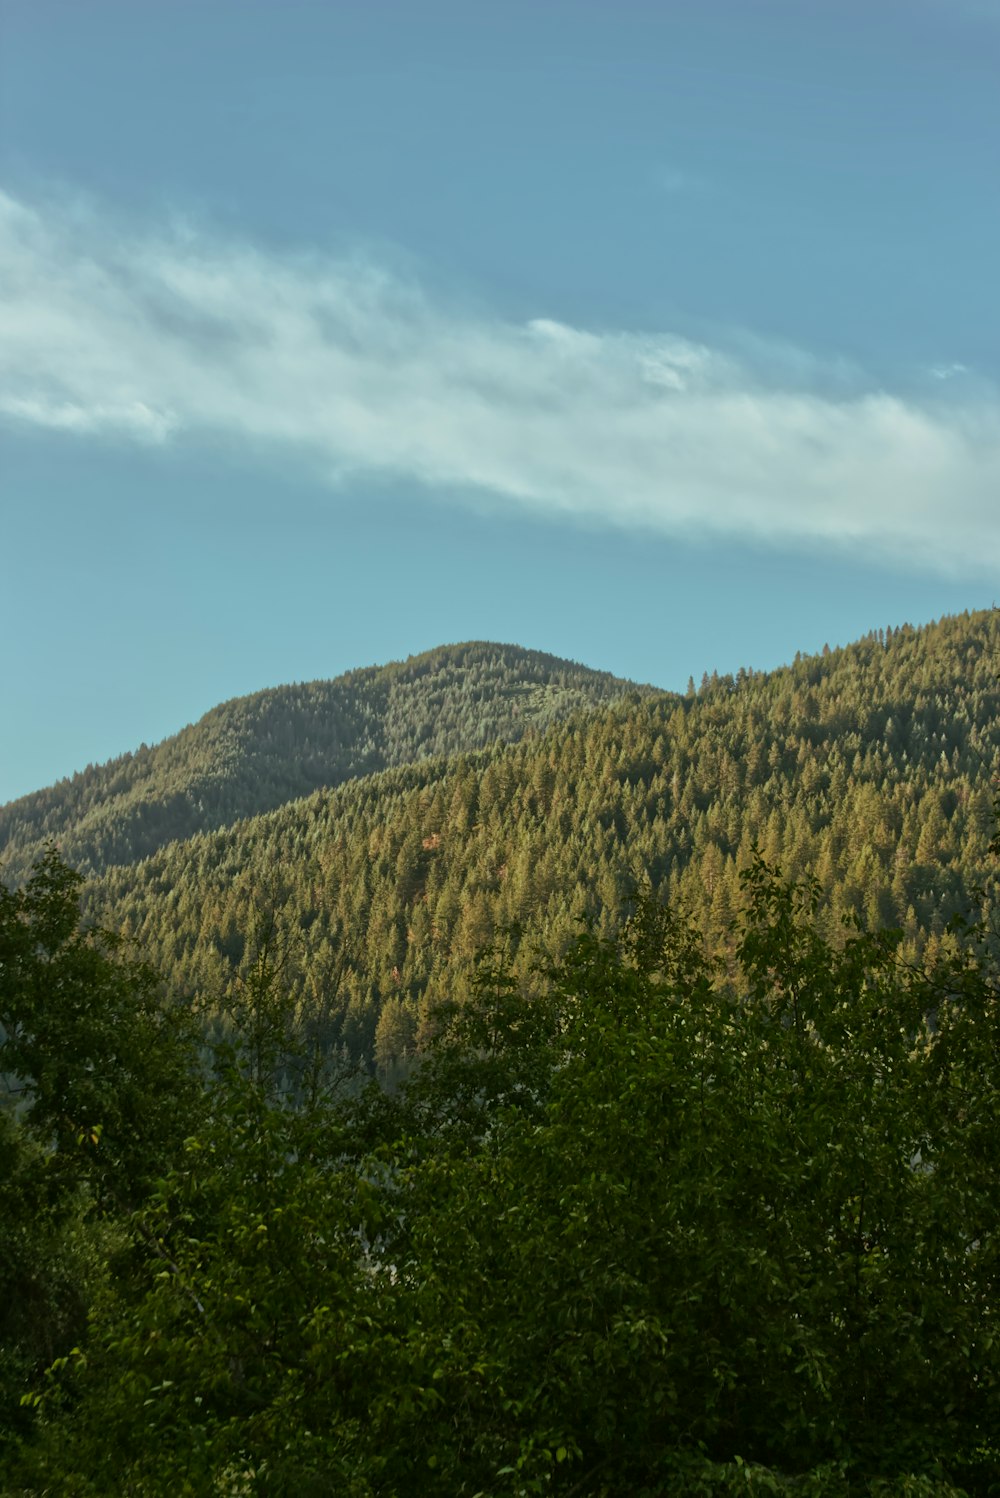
[3, 848, 1000, 1495]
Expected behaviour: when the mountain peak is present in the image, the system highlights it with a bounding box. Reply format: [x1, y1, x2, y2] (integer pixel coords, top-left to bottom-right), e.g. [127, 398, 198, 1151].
[0, 643, 650, 882]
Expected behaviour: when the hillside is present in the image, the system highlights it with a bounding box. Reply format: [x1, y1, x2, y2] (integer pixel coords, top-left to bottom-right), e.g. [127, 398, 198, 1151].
[6, 608, 1000, 1493]
[0, 642, 648, 885]
[89, 609, 1000, 1070]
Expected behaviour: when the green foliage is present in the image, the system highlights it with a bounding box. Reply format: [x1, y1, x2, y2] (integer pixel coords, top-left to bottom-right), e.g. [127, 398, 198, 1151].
[0, 847, 201, 1205]
[14, 854, 1000, 1494]
[0, 848, 203, 1465]
[0, 1112, 108, 1454]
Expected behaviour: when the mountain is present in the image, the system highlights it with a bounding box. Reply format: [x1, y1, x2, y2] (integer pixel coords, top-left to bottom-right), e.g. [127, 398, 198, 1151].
[81, 609, 1000, 1071]
[8, 611, 1000, 1492]
[0, 642, 650, 886]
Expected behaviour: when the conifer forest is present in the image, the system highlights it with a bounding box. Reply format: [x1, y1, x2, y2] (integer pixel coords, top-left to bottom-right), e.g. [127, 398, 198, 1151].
[3, 610, 1000, 1495]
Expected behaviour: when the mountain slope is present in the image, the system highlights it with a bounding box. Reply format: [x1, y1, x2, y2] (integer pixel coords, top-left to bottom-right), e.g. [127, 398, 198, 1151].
[0, 643, 650, 884]
[90, 610, 1000, 1069]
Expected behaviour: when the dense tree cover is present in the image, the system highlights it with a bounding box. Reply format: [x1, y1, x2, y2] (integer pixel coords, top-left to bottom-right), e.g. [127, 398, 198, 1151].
[0, 850, 202, 1204]
[0, 644, 643, 885]
[5, 844, 999, 1494]
[0, 851, 203, 1460]
[88, 610, 1000, 1070]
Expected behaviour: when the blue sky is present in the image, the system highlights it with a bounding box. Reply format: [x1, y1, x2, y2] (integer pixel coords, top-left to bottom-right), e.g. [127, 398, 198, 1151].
[1, 0, 998, 804]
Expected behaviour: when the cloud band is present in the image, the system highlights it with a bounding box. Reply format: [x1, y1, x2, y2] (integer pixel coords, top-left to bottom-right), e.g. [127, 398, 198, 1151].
[2, 188, 998, 572]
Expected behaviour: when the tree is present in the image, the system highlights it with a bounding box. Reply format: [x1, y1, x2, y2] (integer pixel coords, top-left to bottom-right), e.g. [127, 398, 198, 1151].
[0, 1110, 107, 1456]
[1, 846, 200, 1206]
[1, 848, 204, 1470]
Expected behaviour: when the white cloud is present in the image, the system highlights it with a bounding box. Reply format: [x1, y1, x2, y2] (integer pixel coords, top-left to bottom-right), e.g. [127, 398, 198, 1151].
[2, 187, 999, 573]
[928, 362, 969, 382]
[1, 393, 175, 441]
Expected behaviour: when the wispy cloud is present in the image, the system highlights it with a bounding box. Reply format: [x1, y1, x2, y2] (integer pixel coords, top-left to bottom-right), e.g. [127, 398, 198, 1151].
[928, 362, 969, 382]
[2, 187, 998, 572]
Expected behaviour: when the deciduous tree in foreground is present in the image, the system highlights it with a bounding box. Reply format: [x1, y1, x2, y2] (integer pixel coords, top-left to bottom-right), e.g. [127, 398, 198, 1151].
[5, 848, 999, 1494]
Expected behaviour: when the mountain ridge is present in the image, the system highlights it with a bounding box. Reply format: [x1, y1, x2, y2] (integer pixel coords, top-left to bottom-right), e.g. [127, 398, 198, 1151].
[0, 641, 657, 884]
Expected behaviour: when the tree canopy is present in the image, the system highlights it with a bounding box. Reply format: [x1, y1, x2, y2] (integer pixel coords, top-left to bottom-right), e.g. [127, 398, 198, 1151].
[5, 845, 999, 1494]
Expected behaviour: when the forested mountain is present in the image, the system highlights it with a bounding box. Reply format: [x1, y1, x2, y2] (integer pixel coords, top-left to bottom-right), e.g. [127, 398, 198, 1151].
[6, 608, 1000, 1494]
[91, 609, 1000, 1072]
[0, 643, 645, 885]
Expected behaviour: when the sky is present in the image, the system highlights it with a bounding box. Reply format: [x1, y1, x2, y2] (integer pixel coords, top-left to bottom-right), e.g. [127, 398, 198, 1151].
[1, 0, 998, 804]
